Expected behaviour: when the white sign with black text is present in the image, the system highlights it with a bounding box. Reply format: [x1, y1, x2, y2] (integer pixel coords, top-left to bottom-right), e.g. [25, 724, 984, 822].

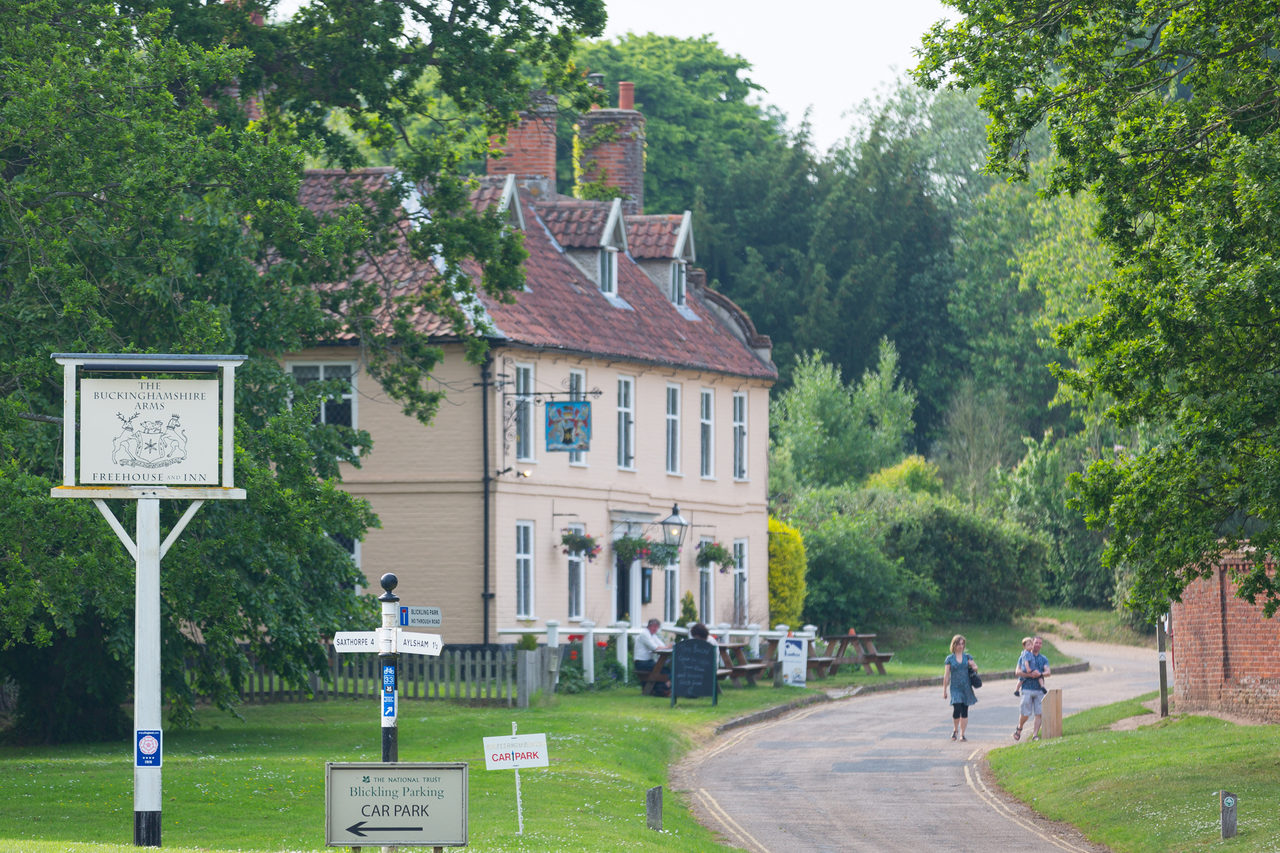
[79, 378, 220, 486]
[326, 762, 467, 847]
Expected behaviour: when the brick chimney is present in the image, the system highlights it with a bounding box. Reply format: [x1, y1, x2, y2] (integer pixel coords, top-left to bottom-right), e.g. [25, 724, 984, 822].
[488, 92, 558, 196]
[574, 81, 646, 214]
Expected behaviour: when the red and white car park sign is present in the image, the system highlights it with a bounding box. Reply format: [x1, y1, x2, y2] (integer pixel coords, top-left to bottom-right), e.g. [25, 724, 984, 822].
[483, 733, 549, 770]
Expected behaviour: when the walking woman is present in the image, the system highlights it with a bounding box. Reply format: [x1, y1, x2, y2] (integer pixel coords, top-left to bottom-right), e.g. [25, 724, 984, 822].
[942, 634, 979, 741]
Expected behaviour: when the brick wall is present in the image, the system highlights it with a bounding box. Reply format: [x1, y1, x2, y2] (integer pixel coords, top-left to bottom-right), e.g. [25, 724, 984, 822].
[487, 93, 557, 181]
[1171, 554, 1280, 721]
[575, 108, 646, 215]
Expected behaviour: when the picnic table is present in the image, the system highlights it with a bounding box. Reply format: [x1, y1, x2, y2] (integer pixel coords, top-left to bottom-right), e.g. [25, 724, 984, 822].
[716, 642, 768, 687]
[637, 649, 671, 696]
[822, 633, 893, 676]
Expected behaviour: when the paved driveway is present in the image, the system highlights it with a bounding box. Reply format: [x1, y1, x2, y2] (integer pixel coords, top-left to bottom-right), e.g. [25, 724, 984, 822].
[673, 639, 1158, 853]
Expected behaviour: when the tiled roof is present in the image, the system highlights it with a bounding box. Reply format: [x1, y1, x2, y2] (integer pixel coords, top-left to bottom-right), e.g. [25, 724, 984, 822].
[626, 214, 683, 259]
[298, 170, 454, 340]
[536, 200, 614, 248]
[297, 169, 776, 381]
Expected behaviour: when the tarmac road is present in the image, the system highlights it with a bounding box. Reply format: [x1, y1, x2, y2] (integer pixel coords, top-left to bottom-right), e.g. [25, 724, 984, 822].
[672, 638, 1160, 853]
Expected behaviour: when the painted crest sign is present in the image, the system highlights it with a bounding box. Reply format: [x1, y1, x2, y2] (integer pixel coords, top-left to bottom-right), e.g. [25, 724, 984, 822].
[80, 378, 219, 486]
[545, 400, 591, 451]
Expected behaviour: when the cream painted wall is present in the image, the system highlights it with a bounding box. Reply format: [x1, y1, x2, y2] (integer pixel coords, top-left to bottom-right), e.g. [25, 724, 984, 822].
[287, 344, 773, 643]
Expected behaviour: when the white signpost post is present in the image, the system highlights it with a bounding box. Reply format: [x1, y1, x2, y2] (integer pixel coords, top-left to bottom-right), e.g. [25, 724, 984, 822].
[332, 574, 442, 764]
[49, 353, 247, 848]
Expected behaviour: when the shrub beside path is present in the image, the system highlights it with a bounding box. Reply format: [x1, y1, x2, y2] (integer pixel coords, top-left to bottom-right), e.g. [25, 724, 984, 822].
[672, 638, 1158, 853]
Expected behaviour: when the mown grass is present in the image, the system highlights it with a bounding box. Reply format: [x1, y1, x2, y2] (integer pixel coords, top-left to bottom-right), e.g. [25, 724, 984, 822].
[990, 693, 1280, 852]
[0, 684, 816, 853]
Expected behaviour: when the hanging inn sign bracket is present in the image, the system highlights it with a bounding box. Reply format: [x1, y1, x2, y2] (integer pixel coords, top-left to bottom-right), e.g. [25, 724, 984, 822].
[49, 353, 247, 847]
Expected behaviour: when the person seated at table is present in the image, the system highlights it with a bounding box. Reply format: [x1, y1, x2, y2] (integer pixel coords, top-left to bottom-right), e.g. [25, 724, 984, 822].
[634, 618, 671, 696]
[689, 622, 711, 642]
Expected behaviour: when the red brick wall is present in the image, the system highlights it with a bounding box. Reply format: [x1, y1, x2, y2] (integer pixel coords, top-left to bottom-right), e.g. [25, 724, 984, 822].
[1171, 555, 1280, 721]
[488, 95, 557, 181]
[575, 109, 646, 215]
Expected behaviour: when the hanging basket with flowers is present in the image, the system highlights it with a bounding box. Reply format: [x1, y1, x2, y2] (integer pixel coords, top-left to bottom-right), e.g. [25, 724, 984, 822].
[643, 541, 681, 567]
[611, 534, 652, 566]
[560, 530, 602, 562]
[696, 540, 736, 573]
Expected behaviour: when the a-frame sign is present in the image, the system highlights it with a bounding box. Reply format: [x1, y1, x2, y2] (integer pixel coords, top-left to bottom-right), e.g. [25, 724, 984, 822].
[49, 353, 247, 847]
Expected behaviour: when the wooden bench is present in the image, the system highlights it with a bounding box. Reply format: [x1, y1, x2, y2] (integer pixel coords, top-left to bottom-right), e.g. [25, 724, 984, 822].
[807, 656, 836, 679]
[863, 652, 893, 674]
[727, 662, 768, 687]
[638, 650, 672, 695]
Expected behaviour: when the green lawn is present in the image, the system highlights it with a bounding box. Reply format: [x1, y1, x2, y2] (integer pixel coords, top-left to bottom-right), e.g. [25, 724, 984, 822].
[0, 686, 817, 852]
[990, 692, 1280, 852]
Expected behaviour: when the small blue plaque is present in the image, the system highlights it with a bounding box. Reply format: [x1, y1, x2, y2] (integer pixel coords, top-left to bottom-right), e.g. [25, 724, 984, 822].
[136, 730, 162, 767]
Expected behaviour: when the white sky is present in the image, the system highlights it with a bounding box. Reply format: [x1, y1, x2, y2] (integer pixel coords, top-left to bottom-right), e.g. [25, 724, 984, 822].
[602, 0, 953, 152]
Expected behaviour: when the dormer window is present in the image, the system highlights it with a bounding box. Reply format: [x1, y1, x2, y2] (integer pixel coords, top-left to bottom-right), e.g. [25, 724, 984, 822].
[670, 260, 687, 306]
[599, 246, 618, 295]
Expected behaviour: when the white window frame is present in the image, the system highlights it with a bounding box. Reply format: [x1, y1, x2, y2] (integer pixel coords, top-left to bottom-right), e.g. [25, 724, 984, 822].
[599, 246, 618, 295]
[288, 362, 356, 428]
[568, 369, 587, 466]
[617, 376, 635, 470]
[566, 522, 585, 620]
[515, 521, 535, 619]
[665, 383, 681, 475]
[670, 260, 687, 306]
[698, 536, 714, 623]
[732, 391, 748, 480]
[732, 539, 748, 627]
[663, 561, 679, 623]
[514, 362, 535, 462]
[699, 389, 714, 479]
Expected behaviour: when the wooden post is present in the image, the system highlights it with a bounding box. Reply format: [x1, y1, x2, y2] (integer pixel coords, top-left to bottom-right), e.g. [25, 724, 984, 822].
[646, 786, 663, 831]
[1220, 791, 1237, 839]
[1042, 688, 1063, 739]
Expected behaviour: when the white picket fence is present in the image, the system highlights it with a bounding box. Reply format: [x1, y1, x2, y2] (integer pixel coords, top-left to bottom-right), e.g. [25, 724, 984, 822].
[497, 620, 819, 684]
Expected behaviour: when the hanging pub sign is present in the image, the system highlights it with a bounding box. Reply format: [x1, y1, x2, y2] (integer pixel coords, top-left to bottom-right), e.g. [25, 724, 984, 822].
[80, 377, 220, 486]
[545, 400, 591, 452]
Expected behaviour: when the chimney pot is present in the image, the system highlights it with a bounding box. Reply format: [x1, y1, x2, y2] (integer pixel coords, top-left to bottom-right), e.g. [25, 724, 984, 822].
[618, 81, 635, 111]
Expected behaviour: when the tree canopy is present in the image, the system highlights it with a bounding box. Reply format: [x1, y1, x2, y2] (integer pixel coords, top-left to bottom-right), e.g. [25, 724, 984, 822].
[0, 0, 604, 742]
[918, 0, 1280, 617]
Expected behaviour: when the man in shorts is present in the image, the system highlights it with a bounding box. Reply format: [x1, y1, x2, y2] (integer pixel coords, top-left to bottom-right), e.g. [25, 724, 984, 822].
[1013, 636, 1050, 741]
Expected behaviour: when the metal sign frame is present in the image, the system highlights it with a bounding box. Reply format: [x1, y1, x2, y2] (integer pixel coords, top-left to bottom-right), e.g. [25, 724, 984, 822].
[49, 353, 247, 500]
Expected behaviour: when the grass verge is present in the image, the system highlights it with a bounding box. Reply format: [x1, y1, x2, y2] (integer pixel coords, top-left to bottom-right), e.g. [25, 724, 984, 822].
[990, 694, 1280, 852]
[1028, 606, 1155, 646]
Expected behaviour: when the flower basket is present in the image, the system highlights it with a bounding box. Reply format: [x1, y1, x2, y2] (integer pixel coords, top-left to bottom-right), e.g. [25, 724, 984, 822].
[643, 541, 681, 567]
[612, 534, 652, 565]
[696, 541, 736, 573]
[560, 530, 601, 562]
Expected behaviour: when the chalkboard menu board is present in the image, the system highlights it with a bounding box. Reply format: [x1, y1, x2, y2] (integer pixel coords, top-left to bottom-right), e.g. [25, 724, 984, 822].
[670, 638, 718, 706]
